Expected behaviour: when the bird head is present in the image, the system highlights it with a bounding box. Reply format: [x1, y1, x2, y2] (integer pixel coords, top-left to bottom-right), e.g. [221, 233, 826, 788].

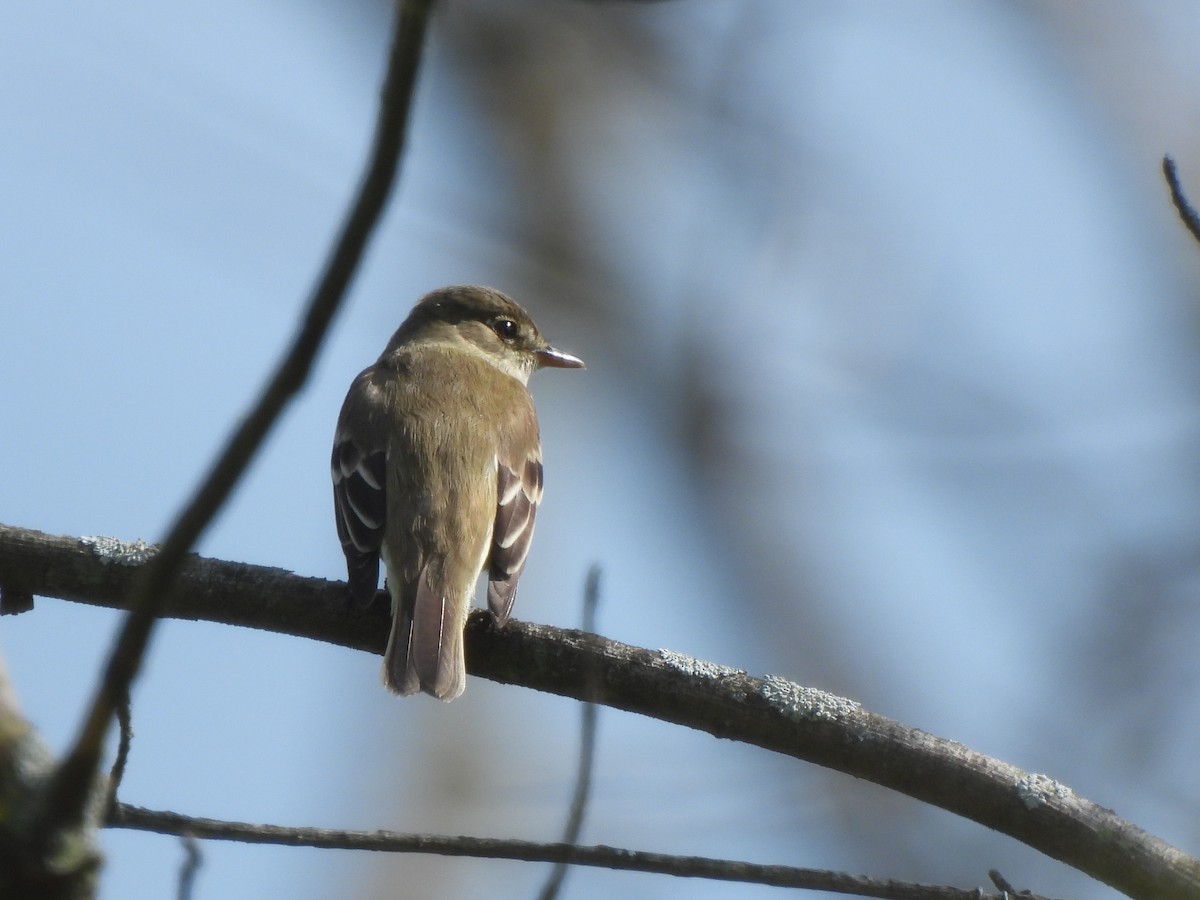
[391, 285, 585, 383]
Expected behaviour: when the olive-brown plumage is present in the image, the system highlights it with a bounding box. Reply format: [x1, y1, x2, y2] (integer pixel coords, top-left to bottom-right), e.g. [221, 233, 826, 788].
[331, 286, 583, 700]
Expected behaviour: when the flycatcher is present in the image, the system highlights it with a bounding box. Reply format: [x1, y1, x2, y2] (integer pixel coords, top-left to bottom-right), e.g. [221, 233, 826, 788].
[332, 285, 584, 700]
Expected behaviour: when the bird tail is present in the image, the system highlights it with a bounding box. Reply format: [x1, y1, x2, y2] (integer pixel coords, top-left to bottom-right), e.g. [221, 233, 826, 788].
[381, 571, 467, 701]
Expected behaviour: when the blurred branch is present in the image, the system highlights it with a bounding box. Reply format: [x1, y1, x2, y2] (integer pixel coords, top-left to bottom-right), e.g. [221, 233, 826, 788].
[0, 655, 101, 900]
[177, 834, 202, 900]
[109, 802, 1051, 900]
[1162, 155, 1200, 246]
[102, 690, 132, 818]
[22, 0, 435, 869]
[538, 565, 603, 900]
[2, 525, 1198, 899]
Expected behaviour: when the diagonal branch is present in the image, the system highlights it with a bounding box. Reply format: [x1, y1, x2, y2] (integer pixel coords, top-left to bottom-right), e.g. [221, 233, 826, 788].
[1162, 155, 1200, 246]
[1, 524, 1198, 899]
[25, 0, 436, 864]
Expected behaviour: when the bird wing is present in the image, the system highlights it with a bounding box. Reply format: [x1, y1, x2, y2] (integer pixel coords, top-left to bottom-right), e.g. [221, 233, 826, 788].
[331, 375, 388, 608]
[487, 452, 542, 625]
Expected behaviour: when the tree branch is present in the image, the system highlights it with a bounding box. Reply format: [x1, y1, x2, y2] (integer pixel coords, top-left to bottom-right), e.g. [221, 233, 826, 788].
[1162, 155, 1200, 246]
[108, 802, 1055, 900]
[2, 524, 1198, 899]
[24, 0, 436, 866]
[538, 565, 603, 900]
[176, 834, 202, 900]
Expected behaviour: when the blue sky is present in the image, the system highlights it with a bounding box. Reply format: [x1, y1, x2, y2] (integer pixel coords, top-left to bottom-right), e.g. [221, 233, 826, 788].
[5, 2, 1200, 898]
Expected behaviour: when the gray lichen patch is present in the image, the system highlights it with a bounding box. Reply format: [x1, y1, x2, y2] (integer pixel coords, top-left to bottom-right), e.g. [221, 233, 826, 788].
[760, 674, 861, 722]
[80, 535, 158, 566]
[1015, 772, 1073, 809]
[656, 649, 745, 680]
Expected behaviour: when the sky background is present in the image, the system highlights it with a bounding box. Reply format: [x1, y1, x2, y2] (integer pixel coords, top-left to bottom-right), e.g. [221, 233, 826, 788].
[5, 1, 1200, 898]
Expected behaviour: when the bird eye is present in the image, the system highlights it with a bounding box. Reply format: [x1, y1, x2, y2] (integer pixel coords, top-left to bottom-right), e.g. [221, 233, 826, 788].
[492, 318, 519, 341]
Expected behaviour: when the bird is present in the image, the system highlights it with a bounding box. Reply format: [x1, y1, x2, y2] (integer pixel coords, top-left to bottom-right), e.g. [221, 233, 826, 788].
[331, 285, 584, 700]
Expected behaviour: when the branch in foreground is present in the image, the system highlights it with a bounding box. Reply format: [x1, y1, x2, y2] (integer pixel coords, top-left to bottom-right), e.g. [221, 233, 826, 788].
[2, 524, 1199, 900]
[108, 803, 1053, 900]
[27, 0, 437, 868]
[1163, 155, 1200, 246]
[539, 565, 603, 900]
[0, 657, 100, 900]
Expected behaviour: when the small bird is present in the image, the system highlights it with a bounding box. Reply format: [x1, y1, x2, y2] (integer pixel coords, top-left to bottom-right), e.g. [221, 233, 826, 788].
[331, 286, 584, 700]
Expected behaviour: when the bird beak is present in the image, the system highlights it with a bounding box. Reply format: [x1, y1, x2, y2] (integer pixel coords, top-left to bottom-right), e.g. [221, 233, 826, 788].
[535, 346, 586, 369]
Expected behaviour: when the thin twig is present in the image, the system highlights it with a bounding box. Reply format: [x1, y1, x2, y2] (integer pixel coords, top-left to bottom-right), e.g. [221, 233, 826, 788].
[109, 803, 1058, 900]
[178, 834, 202, 900]
[103, 688, 132, 818]
[1162, 155, 1200, 246]
[29, 0, 436, 855]
[988, 869, 1017, 893]
[538, 566, 602, 900]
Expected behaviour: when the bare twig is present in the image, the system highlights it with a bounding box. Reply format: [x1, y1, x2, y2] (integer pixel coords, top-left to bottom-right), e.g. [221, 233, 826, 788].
[988, 869, 1017, 892]
[27, 0, 436, 860]
[538, 566, 602, 900]
[103, 689, 132, 818]
[177, 834, 202, 900]
[1162, 155, 1200, 246]
[109, 803, 1058, 900]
